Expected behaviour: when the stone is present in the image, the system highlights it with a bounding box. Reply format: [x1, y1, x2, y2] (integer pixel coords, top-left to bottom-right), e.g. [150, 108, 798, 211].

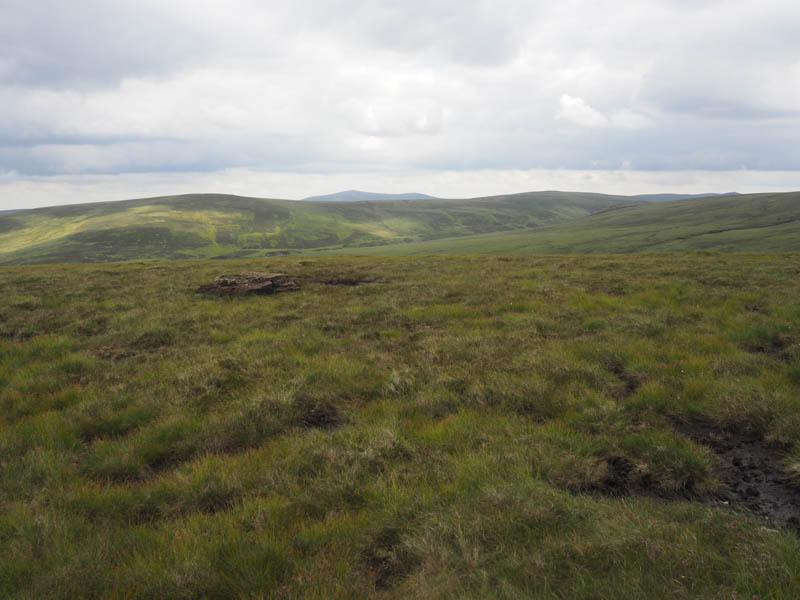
[195, 272, 300, 296]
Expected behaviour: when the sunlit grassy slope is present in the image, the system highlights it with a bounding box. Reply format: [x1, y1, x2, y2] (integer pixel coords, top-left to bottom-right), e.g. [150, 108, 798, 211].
[0, 191, 635, 265]
[2, 254, 800, 598]
[331, 191, 800, 255]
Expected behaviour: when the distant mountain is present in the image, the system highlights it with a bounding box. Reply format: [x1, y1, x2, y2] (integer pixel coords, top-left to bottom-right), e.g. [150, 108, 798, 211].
[634, 192, 740, 202]
[303, 190, 438, 202]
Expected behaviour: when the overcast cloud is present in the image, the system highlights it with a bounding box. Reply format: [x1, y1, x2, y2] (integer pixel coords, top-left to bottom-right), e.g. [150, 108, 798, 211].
[1, 0, 799, 208]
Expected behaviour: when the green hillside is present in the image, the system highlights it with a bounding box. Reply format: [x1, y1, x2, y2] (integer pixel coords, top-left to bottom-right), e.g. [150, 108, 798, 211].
[0, 191, 635, 265]
[2, 254, 800, 598]
[335, 191, 800, 255]
[4, 190, 798, 263]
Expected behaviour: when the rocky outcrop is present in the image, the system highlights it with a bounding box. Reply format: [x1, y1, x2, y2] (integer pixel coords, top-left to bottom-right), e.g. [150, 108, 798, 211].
[196, 273, 300, 296]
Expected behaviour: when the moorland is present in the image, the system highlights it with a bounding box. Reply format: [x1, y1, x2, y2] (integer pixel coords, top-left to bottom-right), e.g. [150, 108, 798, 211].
[1, 189, 800, 598]
[2, 252, 800, 598]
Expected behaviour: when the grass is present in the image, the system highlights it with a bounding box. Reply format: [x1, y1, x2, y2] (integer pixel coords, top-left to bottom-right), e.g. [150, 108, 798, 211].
[1, 253, 800, 598]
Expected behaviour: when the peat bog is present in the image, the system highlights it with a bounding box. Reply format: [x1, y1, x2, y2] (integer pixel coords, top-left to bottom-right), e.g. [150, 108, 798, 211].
[675, 418, 800, 529]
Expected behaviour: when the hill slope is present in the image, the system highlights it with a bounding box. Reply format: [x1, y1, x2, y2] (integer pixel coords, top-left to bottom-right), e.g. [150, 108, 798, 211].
[0, 191, 636, 264]
[633, 192, 739, 202]
[334, 191, 800, 255]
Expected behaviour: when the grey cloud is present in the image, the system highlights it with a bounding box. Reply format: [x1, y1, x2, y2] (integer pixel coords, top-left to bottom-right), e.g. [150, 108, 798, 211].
[640, 51, 800, 120]
[0, 131, 333, 176]
[286, 0, 540, 66]
[0, 0, 212, 87]
[1, 0, 799, 180]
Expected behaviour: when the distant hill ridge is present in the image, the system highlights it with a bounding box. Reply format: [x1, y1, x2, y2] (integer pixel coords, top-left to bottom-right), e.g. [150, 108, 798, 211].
[330, 191, 800, 255]
[634, 192, 740, 202]
[303, 190, 438, 202]
[0, 190, 636, 265]
[3, 189, 796, 264]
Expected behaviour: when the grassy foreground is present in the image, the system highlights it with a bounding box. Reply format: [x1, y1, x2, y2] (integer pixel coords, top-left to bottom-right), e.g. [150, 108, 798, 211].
[1, 254, 800, 598]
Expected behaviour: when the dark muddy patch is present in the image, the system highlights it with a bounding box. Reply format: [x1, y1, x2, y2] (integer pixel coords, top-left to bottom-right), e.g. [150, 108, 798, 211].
[363, 526, 420, 589]
[612, 369, 641, 399]
[95, 347, 140, 361]
[317, 276, 375, 286]
[585, 455, 690, 500]
[597, 456, 640, 496]
[741, 335, 796, 358]
[602, 355, 642, 399]
[675, 418, 800, 530]
[193, 490, 239, 515]
[697, 277, 734, 287]
[293, 394, 340, 429]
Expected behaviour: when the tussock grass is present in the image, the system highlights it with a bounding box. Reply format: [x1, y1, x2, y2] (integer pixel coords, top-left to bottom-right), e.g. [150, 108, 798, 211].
[1, 253, 799, 598]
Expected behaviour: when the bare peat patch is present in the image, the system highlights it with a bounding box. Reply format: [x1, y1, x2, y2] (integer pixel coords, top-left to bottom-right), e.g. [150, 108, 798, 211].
[600, 353, 642, 399]
[95, 347, 139, 361]
[675, 418, 800, 530]
[595, 455, 646, 496]
[742, 335, 796, 358]
[293, 394, 340, 429]
[317, 276, 375, 286]
[363, 526, 420, 589]
[609, 365, 642, 399]
[586, 455, 688, 500]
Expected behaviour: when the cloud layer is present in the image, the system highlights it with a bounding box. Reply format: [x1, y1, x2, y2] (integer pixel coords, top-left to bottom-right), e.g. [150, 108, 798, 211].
[1, 0, 799, 205]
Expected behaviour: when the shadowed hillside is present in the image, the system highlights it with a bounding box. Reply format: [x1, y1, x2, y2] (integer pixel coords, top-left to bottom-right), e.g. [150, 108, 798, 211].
[334, 191, 800, 255]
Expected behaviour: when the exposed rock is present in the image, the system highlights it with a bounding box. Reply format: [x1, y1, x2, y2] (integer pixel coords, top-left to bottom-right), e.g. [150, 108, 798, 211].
[196, 272, 300, 296]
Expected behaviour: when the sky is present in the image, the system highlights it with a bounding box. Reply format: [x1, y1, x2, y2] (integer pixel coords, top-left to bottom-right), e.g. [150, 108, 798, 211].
[1, 0, 799, 209]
